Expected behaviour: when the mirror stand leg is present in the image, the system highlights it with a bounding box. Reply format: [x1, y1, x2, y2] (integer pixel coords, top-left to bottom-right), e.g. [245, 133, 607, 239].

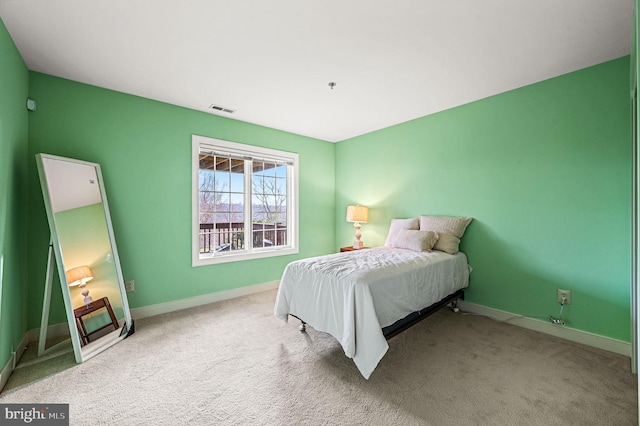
[38, 239, 69, 356]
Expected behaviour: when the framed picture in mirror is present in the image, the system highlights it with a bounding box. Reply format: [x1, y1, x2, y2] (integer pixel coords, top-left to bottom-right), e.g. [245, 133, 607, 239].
[36, 153, 134, 363]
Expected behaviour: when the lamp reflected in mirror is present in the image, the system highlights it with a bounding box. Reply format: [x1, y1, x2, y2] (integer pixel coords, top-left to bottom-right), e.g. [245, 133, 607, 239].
[66, 265, 94, 306]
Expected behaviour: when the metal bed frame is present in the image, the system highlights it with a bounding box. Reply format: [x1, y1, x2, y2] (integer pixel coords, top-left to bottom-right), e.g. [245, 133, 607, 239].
[294, 288, 465, 339]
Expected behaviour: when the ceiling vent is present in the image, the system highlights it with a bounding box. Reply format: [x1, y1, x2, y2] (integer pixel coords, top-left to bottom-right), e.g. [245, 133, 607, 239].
[208, 104, 236, 114]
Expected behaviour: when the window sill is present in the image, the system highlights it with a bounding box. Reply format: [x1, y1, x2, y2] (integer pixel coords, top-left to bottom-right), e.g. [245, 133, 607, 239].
[192, 246, 299, 267]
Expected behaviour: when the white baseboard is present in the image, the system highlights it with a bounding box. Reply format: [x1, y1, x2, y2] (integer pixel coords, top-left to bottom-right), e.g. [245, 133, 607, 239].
[27, 322, 70, 344]
[15, 335, 28, 368]
[458, 300, 631, 357]
[0, 351, 13, 392]
[0, 334, 29, 393]
[130, 280, 280, 320]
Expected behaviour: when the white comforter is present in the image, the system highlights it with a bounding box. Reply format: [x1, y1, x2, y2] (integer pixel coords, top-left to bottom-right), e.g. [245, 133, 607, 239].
[274, 247, 470, 379]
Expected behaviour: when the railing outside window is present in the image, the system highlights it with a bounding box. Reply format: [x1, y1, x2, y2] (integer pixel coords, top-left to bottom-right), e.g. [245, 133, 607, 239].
[199, 222, 287, 253]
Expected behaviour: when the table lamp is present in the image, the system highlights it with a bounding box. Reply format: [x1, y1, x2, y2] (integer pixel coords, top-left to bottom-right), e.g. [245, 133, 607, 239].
[66, 265, 94, 305]
[346, 205, 369, 249]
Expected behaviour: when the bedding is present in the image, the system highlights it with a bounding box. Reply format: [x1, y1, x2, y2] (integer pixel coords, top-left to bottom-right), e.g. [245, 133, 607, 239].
[431, 232, 461, 255]
[384, 217, 419, 246]
[419, 216, 472, 254]
[274, 247, 470, 379]
[393, 229, 439, 252]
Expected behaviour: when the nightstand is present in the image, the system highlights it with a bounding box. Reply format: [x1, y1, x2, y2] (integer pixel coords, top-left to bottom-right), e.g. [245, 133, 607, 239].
[74, 297, 119, 346]
[340, 246, 370, 252]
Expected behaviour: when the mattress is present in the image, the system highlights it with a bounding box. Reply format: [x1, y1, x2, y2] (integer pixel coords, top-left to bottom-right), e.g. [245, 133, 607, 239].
[274, 246, 470, 379]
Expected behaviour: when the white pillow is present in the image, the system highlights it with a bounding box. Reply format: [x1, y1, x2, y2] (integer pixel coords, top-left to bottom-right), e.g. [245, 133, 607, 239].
[432, 232, 461, 254]
[384, 218, 419, 247]
[394, 230, 439, 252]
[419, 216, 472, 238]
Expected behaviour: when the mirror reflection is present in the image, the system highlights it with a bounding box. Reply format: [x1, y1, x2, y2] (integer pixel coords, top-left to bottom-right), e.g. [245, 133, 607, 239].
[36, 154, 133, 362]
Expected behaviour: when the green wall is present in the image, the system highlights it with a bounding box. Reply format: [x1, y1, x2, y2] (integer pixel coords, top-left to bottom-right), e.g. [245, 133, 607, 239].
[27, 72, 336, 328]
[0, 17, 29, 369]
[336, 57, 631, 341]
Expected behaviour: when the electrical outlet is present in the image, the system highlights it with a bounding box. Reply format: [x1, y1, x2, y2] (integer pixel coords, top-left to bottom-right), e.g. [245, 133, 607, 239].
[124, 280, 135, 292]
[557, 289, 571, 305]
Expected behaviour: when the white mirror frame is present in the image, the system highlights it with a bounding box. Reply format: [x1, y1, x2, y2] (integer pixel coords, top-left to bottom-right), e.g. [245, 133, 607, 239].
[36, 153, 133, 363]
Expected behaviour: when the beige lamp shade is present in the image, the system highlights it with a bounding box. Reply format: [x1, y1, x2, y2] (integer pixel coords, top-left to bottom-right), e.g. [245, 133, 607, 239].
[66, 265, 94, 287]
[66, 265, 94, 305]
[346, 205, 369, 223]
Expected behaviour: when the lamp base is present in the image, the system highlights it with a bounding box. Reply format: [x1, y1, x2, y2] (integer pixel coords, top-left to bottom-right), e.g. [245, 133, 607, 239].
[81, 285, 93, 305]
[353, 222, 364, 249]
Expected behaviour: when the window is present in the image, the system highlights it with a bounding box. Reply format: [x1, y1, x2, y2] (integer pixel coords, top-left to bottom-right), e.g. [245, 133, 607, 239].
[192, 135, 299, 266]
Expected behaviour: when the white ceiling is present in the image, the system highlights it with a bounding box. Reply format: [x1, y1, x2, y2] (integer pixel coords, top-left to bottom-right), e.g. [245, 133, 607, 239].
[0, 0, 634, 142]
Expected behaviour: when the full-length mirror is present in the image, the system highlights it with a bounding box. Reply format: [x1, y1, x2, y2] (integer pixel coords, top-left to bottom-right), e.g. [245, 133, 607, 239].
[36, 153, 133, 363]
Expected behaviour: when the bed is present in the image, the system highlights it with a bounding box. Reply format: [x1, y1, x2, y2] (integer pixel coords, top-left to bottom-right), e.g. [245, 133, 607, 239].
[274, 214, 473, 379]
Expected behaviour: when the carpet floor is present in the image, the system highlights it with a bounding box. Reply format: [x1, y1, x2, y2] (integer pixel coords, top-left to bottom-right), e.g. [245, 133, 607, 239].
[0, 289, 637, 425]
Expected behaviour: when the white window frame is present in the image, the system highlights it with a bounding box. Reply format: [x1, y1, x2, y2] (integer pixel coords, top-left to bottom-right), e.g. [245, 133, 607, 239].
[192, 135, 299, 266]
